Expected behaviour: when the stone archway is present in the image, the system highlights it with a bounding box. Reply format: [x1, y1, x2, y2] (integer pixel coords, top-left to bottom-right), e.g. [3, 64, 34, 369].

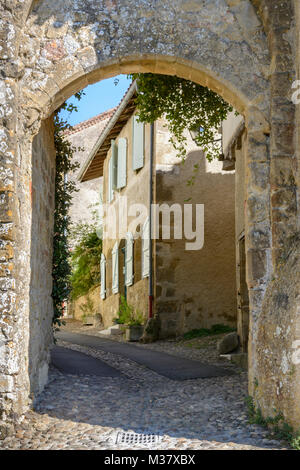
[0, 0, 299, 436]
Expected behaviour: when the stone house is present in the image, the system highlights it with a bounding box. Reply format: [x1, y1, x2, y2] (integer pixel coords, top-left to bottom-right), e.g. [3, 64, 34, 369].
[63, 109, 114, 320]
[65, 108, 115, 228]
[79, 81, 241, 339]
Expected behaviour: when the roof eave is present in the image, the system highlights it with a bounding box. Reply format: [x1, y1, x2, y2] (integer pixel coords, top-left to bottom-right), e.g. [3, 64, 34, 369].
[78, 80, 137, 183]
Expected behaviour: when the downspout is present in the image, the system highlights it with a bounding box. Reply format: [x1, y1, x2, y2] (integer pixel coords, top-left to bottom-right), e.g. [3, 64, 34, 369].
[148, 122, 154, 318]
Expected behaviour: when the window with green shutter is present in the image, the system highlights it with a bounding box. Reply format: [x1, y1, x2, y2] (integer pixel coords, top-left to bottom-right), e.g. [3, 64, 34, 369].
[117, 137, 127, 189]
[125, 232, 134, 286]
[111, 139, 118, 189]
[112, 242, 119, 294]
[100, 254, 106, 299]
[142, 217, 150, 278]
[107, 156, 114, 203]
[132, 115, 144, 171]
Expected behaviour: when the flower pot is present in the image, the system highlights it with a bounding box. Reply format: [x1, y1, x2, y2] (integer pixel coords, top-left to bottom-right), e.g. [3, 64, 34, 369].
[125, 325, 144, 342]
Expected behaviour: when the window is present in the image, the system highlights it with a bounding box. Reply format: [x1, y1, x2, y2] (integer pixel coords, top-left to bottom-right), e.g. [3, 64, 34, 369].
[112, 242, 119, 294]
[142, 217, 150, 278]
[132, 115, 144, 171]
[117, 137, 127, 189]
[107, 155, 114, 203]
[100, 254, 106, 299]
[107, 139, 118, 202]
[125, 232, 134, 286]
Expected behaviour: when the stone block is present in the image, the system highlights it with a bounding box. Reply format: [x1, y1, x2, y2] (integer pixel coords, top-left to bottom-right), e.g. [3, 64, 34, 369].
[248, 223, 271, 250]
[247, 193, 269, 223]
[125, 325, 144, 342]
[247, 248, 269, 282]
[270, 156, 295, 187]
[248, 162, 269, 192]
[0, 375, 13, 393]
[218, 332, 239, 354]
[270, 122, 295, 156]
[230, 353, 248, 369]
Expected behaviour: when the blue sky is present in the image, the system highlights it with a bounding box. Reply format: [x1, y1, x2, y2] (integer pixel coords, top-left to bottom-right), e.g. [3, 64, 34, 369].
[59, 74, 132, 126]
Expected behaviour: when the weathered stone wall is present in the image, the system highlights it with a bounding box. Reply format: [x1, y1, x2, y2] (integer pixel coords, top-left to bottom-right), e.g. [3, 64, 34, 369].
[29, 116, 56, 401]
[247, 0, 299, 428]
[255, 240, 300, 429]
[155, 123, 237, 337]
[295, 0, 300, 228]
[70, 285, 101, 322]
[0, 0, 299, 432]
[66, 111, 113, 228]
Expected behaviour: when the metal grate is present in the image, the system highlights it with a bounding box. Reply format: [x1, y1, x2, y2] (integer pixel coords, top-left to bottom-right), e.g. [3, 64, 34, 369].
[116, 431, 162, 445]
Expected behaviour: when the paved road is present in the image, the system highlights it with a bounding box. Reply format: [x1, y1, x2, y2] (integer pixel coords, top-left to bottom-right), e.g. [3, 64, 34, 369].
[51, 346, 123, 377]
[56, 331, 234, 380]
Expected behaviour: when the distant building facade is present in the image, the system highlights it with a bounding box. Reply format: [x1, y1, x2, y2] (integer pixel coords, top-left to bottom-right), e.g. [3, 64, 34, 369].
[65, 109, 115, 227]
[79, 82, 240, 339]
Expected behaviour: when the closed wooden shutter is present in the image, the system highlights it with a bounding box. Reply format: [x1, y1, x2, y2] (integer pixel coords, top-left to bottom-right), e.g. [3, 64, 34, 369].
[107, 157, 114, 203]
[100, 254, 106, 299]
[117, 137, 127, 189]
[132, 115, 144, 170]
[125, 232, 134, 286]
[112, 242, 119, 294]
[111, 139, 118, 189]
[142, 217, 150, 278]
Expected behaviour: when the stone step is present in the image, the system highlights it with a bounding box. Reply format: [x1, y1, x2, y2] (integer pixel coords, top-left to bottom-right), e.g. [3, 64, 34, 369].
[99, 329, 111, 336]
[220, 352, 248, 369]
[110, 324, 122, 331]
[99, 325, 124, 336]
[109, 325, 124, 336]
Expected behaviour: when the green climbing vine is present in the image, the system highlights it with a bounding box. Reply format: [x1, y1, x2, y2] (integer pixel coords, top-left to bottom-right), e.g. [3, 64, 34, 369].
[52, 92, 84, 327]
[69, 221, 102, 301]
[130, 73, 233, 167]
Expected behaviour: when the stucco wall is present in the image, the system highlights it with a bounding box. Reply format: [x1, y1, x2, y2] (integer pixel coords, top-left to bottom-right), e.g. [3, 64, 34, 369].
[155, 122, 236, 337]
[69, 285, 101, 322]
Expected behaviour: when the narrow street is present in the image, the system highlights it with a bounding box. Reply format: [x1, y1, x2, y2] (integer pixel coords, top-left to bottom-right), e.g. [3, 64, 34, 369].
[0, 322, 286, 450]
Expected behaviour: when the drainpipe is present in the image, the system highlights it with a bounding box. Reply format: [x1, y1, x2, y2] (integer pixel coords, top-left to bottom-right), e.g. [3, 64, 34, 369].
[148, 122, 154, 319]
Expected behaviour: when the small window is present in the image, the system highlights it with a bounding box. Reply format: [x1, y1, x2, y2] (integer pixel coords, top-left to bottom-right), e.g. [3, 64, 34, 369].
[112, 242, 119, 294]
[108, 140, 118, 202]
[100, 254, 106, 299]
[132, 115, 144, 171]
[142, 217, 150, 278]
[125, 232, 134, 286]
[117, 137, 127, 189]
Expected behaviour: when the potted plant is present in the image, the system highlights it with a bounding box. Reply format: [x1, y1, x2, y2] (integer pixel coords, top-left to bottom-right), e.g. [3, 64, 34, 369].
[114, 296, 144, 341]
[125, 310, 144, 342]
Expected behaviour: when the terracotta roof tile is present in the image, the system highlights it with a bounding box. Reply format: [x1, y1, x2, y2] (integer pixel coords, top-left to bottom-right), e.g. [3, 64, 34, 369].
[65, 107, 117, 136]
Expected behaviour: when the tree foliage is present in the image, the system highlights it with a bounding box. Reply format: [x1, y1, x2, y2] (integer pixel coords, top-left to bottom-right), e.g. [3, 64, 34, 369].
[131, 73, 233, 164]
[52, 92, 84, 326]
[69, 223, 102, 300]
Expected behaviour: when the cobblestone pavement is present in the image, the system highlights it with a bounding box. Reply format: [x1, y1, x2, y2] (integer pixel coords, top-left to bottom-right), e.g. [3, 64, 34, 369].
[0, 322, 287, 450]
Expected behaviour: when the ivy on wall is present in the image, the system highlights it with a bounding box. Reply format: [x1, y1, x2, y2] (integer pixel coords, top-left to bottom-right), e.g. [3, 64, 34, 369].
[130, 73, 233, 164]
[69, 222, 102, 301]
[52, 93, 83, 327]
